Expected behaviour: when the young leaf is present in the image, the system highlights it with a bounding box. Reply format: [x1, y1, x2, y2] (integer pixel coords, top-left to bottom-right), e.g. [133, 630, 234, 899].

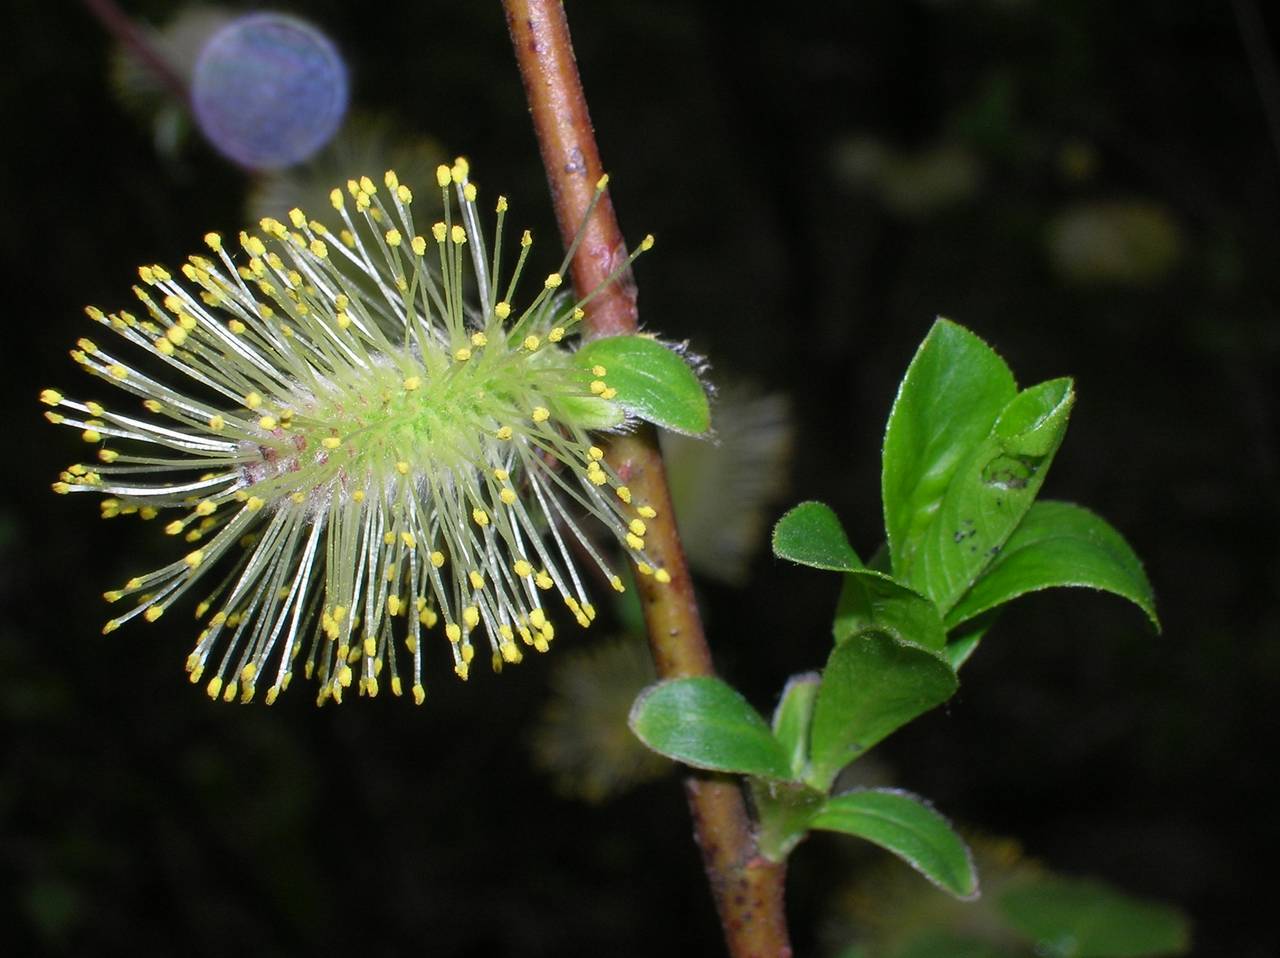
[572, 335, 711, 435]
[807, 634, 957, 790]
[773, 501, 861, 572]
[629, 677, 793, 780]
[945, 500, 1158, 631]
[903, 376, 1075, 613]
[882, 319, 1016, 578]
[833, 570, 947, 652]
[945, 611, 997, 670]
[811, 788, 979, 899]
[772, 672, 821, 778]
[998, 876, 1191, 957]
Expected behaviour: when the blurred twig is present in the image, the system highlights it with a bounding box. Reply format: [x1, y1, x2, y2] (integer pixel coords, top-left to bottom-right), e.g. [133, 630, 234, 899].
[502, 2, 793, 955]
[81, 0, 188, 102]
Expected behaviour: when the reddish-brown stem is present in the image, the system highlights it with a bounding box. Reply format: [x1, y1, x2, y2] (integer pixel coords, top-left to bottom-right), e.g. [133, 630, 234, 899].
[503, 3, 792, 956]
[81, 0, 189, 102]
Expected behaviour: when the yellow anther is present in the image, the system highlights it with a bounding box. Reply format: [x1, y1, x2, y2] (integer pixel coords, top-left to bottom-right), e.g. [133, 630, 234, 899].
[51, 481, 71, 494]
[321, 436, 341, 449]
[204, 231, 223, 252]
[244, 392, 262, 409]
[638, 505, 658, 519]
[548, 327, 565, 342]
[309, 238, 328, 258]
[45, 412, 64, 425]
[81, 428, 101, 443]
[397, 185, 413, 203]
[499, 488, 517, 506]
[432, 222, 447, 242]
[463, 182, 477, 202]
[596, 173, 610, 190]
[40, 388, 62, 406]
[472, 507, 489, 527]
[387, 594, 401, 617]
[245, 235, 267, 257]
[471, 331, 488, 347]
[523, 335, 540, 351]
[411, 235, 427, 256]
[184, 549, 204, 568]
[626, 533, 645, 550]
[468, 570, 484, 590]
[143, 399, 163, 413]
[97, 449, 118, 463]
[165, 520, 183, 535]
[109, 365, 129, 381]
[637, 563, 654, 576]
[451, 157, 469, 182]
[531, 406, 551, 423]
[590, 380, 607, 395]
[601, 388, 618, 400]
[629, 519, 647, 536]
[496, 426, 513, 441]
[207, 676, 223, 699]
[400, 531, 417, 550]
[396, 461, 410, 475]
[494, 301, 511, 320]
[493, 468, 509, 482]
[359, 175, 376, 195]
[591, 365, 608, 377]
[535, 570, 554, 590]
[544, 272, 562, 289]
[617, 486, 633, 504]
[453, 347, 472, 362]
[450, 225, 466, 245]
[530, 609, 547, 630]
[573, 307, 585, 321]
[496, 195, 508, 213]
[435, 164, 451, 188]
[228, 319, 246, 335]
[640, 234, 655, 251]
[426, 550, 445, 569]
[383, 531, 396, 546]
[655, 569, 672, 584]
[384, 170, 399, 190]
[445, 623, 462, 643]
[329, 188, 344, 210]
[246, 496, 265, 512]
[521, 230, 532, 248]
[352, 489, 365, 503]
[258, 416, 277, 430]
[385, 228, 402, 247]
[403, 375, 421, 391]
[138, 265, 155, 285]
[144, 605, 165, 622]
[463, 606, 480, 629]
[513, 559, 533, 577]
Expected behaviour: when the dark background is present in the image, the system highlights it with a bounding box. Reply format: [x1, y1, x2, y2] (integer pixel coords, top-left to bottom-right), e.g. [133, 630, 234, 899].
[2, 1, 1277, 955]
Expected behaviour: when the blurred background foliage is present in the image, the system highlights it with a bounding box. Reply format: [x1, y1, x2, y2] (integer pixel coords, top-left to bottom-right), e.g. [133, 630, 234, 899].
[2, 0, 1277, 955]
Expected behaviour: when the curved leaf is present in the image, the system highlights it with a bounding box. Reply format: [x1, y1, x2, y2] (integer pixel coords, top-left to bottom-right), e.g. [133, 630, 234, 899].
[882, 319, 1016, 577]
[904, 376, 1075, 612]
[773, 501, 861, 571]
[812, 788, 978, 899]
[807, 634, 957, 790]
[834, 570, 947, 652]
[573, 335, 711, 435]
[946, 500, 1158, 631]
[629, 677, 793, 779]
[998, 876, 1191, 957]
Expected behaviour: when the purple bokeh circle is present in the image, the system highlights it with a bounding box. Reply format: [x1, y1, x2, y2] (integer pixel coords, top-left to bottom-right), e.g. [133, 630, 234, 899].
[191, 13, 348, 171]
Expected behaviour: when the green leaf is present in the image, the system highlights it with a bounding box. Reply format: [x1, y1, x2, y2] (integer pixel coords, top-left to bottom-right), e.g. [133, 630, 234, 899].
[946, 500, 1158, 631]
[998, 876, 1191, 957]
[807, 634, 957, 790]
[811, 788, 978, 899]
[773, 501, 861, 571]
[629, 677, 793, 779]
[573, 335, 711, 435]
[882, 319, 1016, 578]
[834, 570, 947, 652]
[772, 672, 821, 778]
[904, 376, 1075, 612]
[945, 611, 997, 670]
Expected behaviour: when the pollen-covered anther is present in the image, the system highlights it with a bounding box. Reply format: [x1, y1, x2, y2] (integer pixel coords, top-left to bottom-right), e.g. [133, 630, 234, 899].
[531, 406, 551, 423]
